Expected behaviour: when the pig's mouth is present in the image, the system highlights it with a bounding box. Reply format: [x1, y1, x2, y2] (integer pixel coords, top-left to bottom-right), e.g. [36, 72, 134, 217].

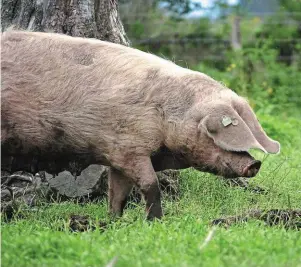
[191, 151, 262, 179]
[221, 160, 261, 178]
[220, 151, 262, 179]
[194, 151, 262, 179]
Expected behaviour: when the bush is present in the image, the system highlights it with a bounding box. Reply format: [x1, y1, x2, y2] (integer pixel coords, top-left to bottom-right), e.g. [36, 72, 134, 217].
[194, 43, 301, 118]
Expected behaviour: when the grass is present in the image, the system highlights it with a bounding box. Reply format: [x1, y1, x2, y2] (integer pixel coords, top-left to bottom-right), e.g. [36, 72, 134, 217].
[1, 114, 301, 267]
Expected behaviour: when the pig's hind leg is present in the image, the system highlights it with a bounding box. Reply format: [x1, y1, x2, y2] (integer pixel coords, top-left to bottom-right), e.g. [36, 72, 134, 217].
[108, 167, 133, 217]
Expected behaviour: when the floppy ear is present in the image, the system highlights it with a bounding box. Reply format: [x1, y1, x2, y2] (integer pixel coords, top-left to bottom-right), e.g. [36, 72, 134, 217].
[232, 99, 280, 154]
[198, 104, 267, 153]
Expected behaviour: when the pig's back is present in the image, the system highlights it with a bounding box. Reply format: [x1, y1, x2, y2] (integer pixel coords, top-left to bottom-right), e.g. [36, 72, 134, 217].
[1, 30, 184, 99]
[1, 30, 134, 100]
[1, 31, 166, 158]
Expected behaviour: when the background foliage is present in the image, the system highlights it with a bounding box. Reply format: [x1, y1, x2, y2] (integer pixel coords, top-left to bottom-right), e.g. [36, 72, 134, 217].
[120, 0, 301, 118]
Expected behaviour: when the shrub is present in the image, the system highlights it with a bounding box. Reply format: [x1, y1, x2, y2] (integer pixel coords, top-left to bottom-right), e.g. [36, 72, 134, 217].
[194, 43, 301, 118]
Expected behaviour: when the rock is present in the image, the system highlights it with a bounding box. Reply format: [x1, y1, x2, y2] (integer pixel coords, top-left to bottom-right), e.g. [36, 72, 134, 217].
[1, 171, 50, 220]
[1, 171, 48, 206]
[1, 163, 181, 219]
[46, 165, 108, 200]
[1, 188, 12, 202]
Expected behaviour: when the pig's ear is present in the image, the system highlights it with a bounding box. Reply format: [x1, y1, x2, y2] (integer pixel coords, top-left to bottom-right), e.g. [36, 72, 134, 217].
[232, 99, 280, 154]
[198, 104, 267, 153]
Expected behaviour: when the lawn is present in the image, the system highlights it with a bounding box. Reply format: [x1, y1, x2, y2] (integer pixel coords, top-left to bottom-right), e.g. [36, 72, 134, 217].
[1, 114, 301, 267]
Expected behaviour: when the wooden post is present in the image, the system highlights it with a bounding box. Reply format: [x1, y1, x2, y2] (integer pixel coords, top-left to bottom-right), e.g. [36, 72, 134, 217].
[231, 16, 242, 50]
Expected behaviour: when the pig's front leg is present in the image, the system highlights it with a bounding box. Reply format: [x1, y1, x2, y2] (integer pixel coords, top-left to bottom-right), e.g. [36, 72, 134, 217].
[113, 156, 163, 220]
[108, 167, 133, 217]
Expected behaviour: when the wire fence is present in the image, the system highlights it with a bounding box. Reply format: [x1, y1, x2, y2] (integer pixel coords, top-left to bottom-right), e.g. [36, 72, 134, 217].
[121, 11, 301, 63]
[133, 37, 301, 45]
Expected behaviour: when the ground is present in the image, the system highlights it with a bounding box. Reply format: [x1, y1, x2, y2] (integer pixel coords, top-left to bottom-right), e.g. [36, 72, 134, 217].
[1, 115, 301, 267]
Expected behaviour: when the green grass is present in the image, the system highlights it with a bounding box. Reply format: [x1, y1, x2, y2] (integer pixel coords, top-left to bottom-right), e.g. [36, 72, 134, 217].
[2, 114, 301, 267]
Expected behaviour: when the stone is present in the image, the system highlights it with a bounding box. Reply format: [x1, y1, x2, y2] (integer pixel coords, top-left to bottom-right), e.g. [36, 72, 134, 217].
[46, 165, 108, 199]
[1, 163, 181, 219]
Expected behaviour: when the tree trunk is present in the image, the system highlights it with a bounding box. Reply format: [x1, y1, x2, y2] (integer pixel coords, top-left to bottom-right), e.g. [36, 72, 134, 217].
[1, 0, 130, 46]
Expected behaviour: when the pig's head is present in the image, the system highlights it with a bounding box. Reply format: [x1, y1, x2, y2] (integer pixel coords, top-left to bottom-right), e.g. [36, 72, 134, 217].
[167, 94, 280, 178]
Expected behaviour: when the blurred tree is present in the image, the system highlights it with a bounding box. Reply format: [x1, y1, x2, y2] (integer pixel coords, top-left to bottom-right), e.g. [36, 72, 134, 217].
[119, 0, 230, 68]
[120, 0, 201, 15]
[240, 0, 279, 15]
[279, 0, 301, 36]
[159, 0, 202, 15]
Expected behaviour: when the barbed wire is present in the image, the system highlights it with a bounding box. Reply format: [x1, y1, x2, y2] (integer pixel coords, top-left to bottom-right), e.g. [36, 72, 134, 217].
[123, 19, 301, 25]
[122, 9, 301, 63]
[133, 37, 230, 45]
[119, 2, 301, 15]
[133, 37, 301, 46]
[121, 12, 301, 18]
[168, 55, 300, 62]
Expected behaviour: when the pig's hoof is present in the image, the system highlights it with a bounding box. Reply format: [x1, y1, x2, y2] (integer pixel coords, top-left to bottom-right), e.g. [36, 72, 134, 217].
[146, 213, 163, 222]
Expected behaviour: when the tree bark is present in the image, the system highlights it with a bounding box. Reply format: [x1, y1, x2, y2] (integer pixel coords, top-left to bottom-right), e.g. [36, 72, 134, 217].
[1, 0, 130, 46]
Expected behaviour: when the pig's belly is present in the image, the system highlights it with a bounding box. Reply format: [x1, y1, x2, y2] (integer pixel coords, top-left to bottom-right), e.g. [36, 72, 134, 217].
[1, 137, 110, 175]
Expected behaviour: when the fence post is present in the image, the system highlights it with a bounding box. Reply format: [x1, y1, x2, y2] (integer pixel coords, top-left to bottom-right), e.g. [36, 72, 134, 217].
[231, 16, 242, 50]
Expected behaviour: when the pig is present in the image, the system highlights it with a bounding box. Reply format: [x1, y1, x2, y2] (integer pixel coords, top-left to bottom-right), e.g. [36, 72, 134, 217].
[1, 30, 280, 220]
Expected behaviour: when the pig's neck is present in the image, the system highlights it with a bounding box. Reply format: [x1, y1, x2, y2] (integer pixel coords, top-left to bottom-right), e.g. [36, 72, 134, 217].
[144, 70, 226, 150]
[144, 70, 225, 120]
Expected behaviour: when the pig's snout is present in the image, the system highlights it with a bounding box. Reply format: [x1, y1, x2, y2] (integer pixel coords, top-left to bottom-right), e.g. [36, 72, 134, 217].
[242, 160, 261, 177]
